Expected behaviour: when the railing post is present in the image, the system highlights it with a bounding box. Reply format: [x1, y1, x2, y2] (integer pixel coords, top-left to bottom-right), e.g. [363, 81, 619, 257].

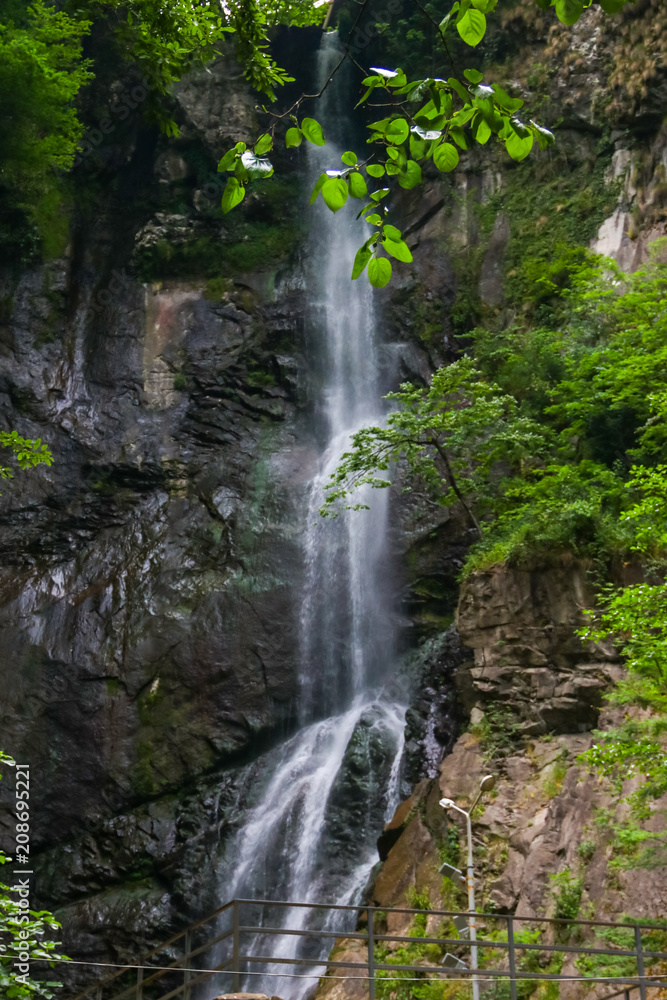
[367, 907, 376, 1000]
[135, 965, 143, 1000]
[634, 925, 647, 1000]
[232, 899, 240, 993]
[506, 915, 518, 1000]
[96, 986, 102, 1000]
[184, 930, 192, 1000]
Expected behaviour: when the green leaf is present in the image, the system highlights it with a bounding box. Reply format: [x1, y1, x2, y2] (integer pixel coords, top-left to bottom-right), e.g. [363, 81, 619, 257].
[286, 127, 303, 148]
[555, 0, 584, 25]
[349, 171, 368, 198]
[368, 117, 392, 135]
[599, 0, 626, 10]
[531, 120, 555, 148]
[385, 118, 410, 145]
[397, 159, 422, 189]
[368, 257, 392, 288]
[356, 84, 378, 107]
[463, 68, 484, 84]
[221, 177, 245, 214]
[240, 152, 273, 179]
[387, 71, 408, 89]
[302, 117, 325, 146]
[382, 237, 413, 262]
[509, 116, 531, 138]
[217, 148, 236, 172]
[366, 164, 386, 178]
[505, 129, 534, 161]
[474, 118, 492, 144]
[491, 85, 524, 113]
[341, 151, 357, 166]
[433, 141, 459, 172]
[352, 245, 373, 280]
[384, 224, 402, 241]
[366, 213, 383, 225]
[234, 159, 249, 182]
[370, 187, 391, 202]
[449, 126, 470, 150]
[448, 77, 471, 104]
[410, 133, 428, 160]
[321, 176, 349, 213]
[310, 172, 327, 204]
[456, 8, 487, 46]
[254, 133, 272, 156]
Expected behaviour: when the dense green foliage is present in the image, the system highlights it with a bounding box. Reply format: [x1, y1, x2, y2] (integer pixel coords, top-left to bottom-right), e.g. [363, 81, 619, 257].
[323, 243, 667, 815]
[0, 1, 92, 261]
[323, 245, 667, 569]
[0, 753, 64, 999]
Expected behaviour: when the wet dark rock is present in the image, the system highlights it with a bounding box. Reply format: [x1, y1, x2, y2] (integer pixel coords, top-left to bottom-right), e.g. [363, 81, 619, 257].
[322, 706, 401, 875]
[402, 628, 468, 786]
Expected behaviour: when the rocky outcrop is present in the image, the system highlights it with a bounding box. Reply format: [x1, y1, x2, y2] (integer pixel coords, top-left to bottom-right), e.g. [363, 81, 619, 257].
[316, 558, 666, 1000]
[456, 564, 623, 735]
[0, 252, 315, 990]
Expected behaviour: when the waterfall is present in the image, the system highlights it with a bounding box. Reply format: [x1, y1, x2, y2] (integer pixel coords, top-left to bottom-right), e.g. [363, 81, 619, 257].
[213, 32, 407, 1000]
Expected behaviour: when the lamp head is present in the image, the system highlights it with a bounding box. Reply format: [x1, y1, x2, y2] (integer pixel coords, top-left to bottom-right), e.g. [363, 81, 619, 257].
[439, 797, 455, 809]
[480, 774, 496, 792]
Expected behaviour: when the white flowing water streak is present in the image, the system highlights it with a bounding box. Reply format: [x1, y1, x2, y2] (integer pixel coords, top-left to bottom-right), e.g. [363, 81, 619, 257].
[212, 31, 407, 1000]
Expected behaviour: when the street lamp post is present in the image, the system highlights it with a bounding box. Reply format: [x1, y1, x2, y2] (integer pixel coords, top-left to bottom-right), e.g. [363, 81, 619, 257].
[439, 775, 496, 1000]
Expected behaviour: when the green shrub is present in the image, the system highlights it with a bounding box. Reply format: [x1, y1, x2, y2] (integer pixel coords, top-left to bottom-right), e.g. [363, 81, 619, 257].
[549, 869, 583, 922]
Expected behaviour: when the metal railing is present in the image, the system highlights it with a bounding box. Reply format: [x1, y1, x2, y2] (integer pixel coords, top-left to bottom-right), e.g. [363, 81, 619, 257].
[68, 898, 667, 1000]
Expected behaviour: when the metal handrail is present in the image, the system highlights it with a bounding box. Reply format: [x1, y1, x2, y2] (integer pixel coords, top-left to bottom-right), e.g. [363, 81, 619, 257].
[69, 901, 234, 1000]
[65, 897, 667, 1000]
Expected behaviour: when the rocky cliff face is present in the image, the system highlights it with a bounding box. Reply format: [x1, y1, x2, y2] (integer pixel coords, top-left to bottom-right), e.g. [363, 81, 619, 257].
[316, 563, 665, 1000]
[456, 564, 622, 736]
[0, 43, 465, 994]
[2, 6, 667, 997]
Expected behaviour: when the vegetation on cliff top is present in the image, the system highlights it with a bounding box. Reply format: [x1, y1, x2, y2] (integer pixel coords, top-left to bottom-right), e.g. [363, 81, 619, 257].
[323, 241, 667, 818]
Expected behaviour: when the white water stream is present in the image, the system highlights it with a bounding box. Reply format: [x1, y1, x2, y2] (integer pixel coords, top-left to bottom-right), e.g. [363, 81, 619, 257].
[214, 33, 407, 1000]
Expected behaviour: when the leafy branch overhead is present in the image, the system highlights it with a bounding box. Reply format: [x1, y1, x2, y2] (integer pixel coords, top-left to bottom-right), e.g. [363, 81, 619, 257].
[217, 0, 632, 285]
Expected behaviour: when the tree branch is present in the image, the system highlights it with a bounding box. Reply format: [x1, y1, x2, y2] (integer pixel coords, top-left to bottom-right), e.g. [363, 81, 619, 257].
[429, 436, 482, 537]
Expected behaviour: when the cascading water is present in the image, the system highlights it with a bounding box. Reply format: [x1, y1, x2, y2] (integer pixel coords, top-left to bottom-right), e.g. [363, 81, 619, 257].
[213, 32, 407, 1000]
